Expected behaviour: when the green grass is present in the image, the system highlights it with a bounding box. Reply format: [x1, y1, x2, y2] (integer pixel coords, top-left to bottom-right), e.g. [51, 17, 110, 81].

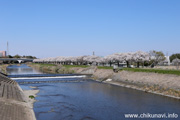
[32, 63, 56, 67]
[122, 68, 180, 76]
[63, 65, 89, 68]
[97, 66, 180, 75]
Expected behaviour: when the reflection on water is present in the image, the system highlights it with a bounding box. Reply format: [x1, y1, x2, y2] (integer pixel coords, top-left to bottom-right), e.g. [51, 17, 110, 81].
[7, 64, 42, 75]
[7, 64, 180, 120]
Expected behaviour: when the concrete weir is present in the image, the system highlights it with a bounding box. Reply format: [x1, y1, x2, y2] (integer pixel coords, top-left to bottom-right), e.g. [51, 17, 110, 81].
[0, 73, 36, 120]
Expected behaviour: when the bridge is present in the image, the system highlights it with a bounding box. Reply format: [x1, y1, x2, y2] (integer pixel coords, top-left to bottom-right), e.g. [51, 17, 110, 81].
[0, 58, 34, 63]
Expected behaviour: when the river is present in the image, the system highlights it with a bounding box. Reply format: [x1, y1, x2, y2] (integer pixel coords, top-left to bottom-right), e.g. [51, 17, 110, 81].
[7, 64, 180, 120]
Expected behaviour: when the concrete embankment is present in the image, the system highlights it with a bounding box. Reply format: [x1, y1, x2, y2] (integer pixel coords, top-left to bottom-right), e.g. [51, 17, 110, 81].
[0, 73, 37, 120]
[28, 63, 180, 99]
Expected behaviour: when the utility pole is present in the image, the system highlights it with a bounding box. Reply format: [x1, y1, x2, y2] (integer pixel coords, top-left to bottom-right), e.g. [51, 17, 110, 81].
[7, 41, 9, 56]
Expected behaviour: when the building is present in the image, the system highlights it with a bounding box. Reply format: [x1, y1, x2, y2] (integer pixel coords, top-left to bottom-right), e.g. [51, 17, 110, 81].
[0, 51, 6, 57]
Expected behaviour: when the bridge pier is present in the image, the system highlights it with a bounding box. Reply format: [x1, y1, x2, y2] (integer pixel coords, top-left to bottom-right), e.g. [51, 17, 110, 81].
[17, 60, 23, 64]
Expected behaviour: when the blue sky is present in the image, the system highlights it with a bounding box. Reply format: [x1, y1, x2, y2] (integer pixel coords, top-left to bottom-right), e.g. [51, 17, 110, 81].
[0, 0, 179, 58]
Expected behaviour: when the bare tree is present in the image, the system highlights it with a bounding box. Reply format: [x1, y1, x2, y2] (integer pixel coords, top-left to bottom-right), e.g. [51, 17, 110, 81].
[149, 50, 165, 66]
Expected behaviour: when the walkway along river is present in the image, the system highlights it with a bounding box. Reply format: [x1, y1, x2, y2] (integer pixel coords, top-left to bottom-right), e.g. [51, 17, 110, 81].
[7, 64, 180, 120]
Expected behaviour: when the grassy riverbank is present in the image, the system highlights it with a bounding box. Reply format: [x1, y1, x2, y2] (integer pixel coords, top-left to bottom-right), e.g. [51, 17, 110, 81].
[0, 64, 8, 74]
[30, 63, 75, 74]
[41, 64, 180, 75]
[123, 68, 180, 76]
[31, 63, 180, 76]
[97, 66, 180, 76]
[28, 63, 180, 99]
[32, 63, 56, 67]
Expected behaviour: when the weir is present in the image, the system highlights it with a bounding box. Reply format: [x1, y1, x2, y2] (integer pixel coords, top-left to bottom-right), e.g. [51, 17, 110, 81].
[8, 73, 86, 78]
[8, 73, 89, 84]
[15, 79, 91, 85]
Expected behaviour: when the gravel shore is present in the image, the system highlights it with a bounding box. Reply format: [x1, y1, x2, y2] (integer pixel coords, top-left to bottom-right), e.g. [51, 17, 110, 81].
[23, 89, 39, 108]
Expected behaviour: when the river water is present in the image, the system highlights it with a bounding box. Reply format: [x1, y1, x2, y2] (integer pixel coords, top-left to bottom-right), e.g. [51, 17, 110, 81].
[7, 64, 180, 120]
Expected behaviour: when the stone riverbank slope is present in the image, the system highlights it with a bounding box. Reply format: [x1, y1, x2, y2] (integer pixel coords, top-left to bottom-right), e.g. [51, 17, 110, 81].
[0, 72, 37, 120]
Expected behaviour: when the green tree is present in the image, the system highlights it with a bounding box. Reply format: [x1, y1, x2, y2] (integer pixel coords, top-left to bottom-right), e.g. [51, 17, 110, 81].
[26, 56, 37, 59]
[7, 55, 13, 58]
[21, 55, 37, 59]
[13, 54, 21, 58]
[170, 53, 180, 62]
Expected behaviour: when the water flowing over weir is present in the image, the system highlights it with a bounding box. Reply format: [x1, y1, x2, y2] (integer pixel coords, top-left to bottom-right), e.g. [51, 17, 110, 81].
[6, 64, 180, 120]
[8, 74, 88, 84]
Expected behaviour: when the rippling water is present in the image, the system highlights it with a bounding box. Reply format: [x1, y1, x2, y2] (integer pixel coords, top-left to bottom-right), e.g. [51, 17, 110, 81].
[7, 64, 180, 120]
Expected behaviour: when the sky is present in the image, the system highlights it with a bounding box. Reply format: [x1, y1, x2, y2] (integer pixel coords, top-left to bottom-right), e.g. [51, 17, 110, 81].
[0, 0, 180, 58]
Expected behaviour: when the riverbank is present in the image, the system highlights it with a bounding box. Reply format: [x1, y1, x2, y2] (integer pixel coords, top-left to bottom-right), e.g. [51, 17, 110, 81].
[23, 88, 39, 109]
[0, 64, 8, 74]
[28, 63, 180, 99]
[0, 72, 37, 120]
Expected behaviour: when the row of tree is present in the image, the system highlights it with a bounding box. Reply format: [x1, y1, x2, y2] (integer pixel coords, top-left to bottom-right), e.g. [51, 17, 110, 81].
[1, 55, 37, 59]
[34, 51, 168, 67]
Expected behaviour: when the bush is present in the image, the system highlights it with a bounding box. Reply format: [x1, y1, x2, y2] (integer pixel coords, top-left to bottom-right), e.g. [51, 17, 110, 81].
[29, 95, 35, 99]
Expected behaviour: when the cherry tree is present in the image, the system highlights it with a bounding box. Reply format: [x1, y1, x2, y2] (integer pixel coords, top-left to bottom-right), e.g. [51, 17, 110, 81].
[132, 51, 150, 67]
[83, 55, 102, 65]
[33, 50, 150, 67]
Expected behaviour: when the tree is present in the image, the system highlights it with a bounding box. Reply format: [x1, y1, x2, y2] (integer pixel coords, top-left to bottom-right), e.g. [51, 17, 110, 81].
[172, 58, 180, 70]
[133, 51, 150, 67]
[7, 55, 13, 58]
[22, 55, 37, 59]
[32, 51, 152, 68]
[121, 52, 133, 67]
[170, 53, 180, 62]
[149, 50, 165, 65]
[13, 54, 21, 58]
[83, 55, 102, 65]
